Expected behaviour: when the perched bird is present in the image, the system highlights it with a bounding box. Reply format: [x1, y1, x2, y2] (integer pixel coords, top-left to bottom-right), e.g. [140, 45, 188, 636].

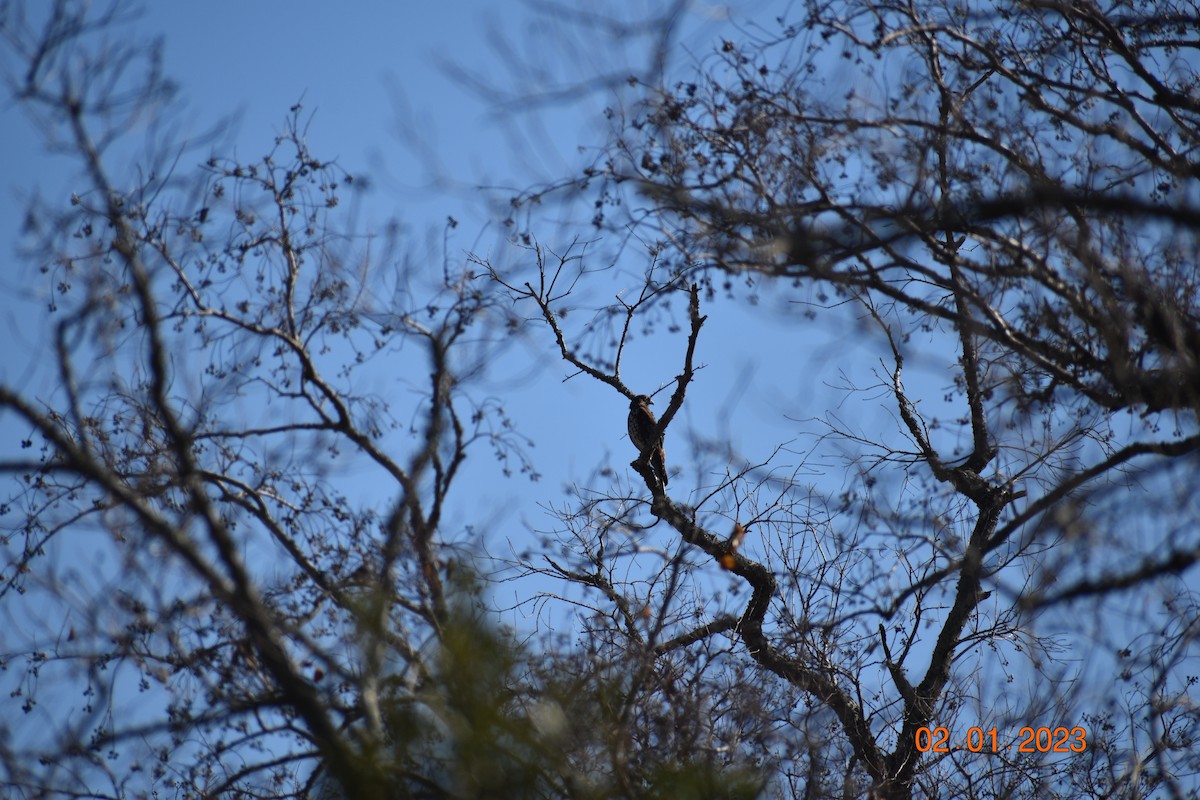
[627, 394, 668, 487]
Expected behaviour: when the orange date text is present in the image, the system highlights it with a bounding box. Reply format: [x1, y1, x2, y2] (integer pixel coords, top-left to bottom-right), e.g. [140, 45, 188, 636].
[914, 726, 1087, 753]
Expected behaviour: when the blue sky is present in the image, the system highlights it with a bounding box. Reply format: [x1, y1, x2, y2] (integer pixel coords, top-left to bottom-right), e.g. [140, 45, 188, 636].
[0, 0, 1050, 628]
[0, 1, 998, 638]
[0, 1, 1008, 644]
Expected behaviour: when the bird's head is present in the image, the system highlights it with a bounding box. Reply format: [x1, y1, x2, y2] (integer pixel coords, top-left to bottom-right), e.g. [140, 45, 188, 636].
[632, 394, 653, 407]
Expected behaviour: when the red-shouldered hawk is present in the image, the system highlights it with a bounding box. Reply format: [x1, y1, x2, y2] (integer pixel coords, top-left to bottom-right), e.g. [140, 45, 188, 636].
[627, 394, 668, 487]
